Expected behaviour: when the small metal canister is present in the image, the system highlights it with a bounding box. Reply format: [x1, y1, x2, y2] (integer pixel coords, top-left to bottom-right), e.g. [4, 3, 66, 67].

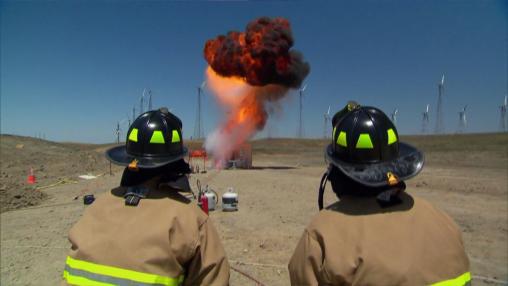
[204, 187, 218, 211]
[222, 187, 238, 211]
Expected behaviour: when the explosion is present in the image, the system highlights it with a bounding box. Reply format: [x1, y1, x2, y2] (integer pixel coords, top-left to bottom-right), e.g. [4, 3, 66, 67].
[204, 17, 310, 167]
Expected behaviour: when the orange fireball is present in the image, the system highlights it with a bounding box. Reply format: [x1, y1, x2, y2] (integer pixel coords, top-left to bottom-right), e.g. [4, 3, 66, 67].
[204, 66, 286, 167]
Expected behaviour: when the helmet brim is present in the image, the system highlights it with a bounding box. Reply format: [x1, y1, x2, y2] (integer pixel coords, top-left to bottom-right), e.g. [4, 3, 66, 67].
[325, 142, 424, 187]
[105, 145, 188, 169]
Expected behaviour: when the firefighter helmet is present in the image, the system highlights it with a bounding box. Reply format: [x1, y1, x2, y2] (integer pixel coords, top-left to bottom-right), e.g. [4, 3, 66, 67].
[325, 105, 424, 187]
[106, 107, 188, 169]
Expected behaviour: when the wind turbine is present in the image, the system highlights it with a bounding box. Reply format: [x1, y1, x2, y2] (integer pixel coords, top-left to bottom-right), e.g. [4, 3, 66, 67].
[435, 74, 445, 133]
[390, 108, 398, 125]
[500, 95, 507, 132]
[458, 105, 467, 133]
[422, 104, 430, 133]
[147, 89, 153, 111]
[323, 106, 331, 138]
[297, 84, 307, 138]
[140, 89, 146, 115]
[194, 81, 206, 139]
[115, 118, 129, 143]
[115, 122, 121, 143]
[126, 113, 132, 127]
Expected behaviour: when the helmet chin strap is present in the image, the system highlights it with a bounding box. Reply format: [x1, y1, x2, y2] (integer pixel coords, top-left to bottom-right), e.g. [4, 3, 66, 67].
[318, 165, 333, 210]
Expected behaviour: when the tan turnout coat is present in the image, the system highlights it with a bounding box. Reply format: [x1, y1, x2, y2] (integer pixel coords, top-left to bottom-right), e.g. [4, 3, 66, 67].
[63, 182, 230, 286]
[288, 192, 470, 286]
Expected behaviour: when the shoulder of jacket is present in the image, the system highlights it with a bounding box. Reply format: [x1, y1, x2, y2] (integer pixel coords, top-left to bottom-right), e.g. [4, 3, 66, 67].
[161, 196, 210, 227]
[412, 195, 462, 228]
[87, 189, 121, 205]
[412, 195, 447, 216]
[304, 210, 340, 237]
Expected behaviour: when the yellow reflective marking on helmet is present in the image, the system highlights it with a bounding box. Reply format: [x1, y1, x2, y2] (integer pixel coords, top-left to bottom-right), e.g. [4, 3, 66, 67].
[150, 131, 165, 144]
[387, 128, 397, 145]
[430, 272, 471, 286]
[171, 130, 181, 143]
[128, 128, 138, 142]
[337, 131, 347, 147]
[356, 133, 374, 149]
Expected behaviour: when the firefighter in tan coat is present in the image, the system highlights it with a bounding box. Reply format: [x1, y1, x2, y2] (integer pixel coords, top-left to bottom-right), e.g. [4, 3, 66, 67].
[289, 104, 470, 286]
[63, 108, 230, 286]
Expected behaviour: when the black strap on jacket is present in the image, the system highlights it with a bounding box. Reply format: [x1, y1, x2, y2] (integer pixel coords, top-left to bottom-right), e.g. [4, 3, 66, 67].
[318, 165, 332, 210]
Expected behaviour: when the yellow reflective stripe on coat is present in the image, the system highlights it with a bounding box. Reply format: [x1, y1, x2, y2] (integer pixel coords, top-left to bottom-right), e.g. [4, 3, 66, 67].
[63, 270, 114, 286]
[430, 272, 471, 286]
[65, 256, 183, 286]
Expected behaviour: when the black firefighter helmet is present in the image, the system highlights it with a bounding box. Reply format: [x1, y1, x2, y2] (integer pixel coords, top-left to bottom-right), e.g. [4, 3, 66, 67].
[325, 105, 424, 187]
[106, 107, 188, 169]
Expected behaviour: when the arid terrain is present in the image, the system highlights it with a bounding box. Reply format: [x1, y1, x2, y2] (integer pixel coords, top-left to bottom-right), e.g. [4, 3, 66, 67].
[1, 133, 507, 285]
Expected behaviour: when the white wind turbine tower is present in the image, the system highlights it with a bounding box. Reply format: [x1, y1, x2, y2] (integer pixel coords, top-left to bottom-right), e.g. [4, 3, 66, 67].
[194, 81, 206, 139]
[390, 108, 398, 125]
[115, 122, 121, 143]
[458, 105, 467, 133]
[147, 89, 153, 111]
[297, 84, 307, 138]
[266, 120, 274, 139]
[323, 106, 331, 138]
[140, 89, 146, 115]
[500, 95, 507, 132]
[422, 104, 430, 133]
[115, 118, 129, 143]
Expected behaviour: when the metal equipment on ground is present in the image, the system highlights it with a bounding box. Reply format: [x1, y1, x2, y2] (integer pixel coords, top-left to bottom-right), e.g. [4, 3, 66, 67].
[226, 143, 252, 169]
[189, 149, 207, 173]
[222, 187, 238, 211]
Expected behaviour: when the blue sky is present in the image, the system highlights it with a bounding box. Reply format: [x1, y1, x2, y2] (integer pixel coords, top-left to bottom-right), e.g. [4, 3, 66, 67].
[1, 0, 506, 143]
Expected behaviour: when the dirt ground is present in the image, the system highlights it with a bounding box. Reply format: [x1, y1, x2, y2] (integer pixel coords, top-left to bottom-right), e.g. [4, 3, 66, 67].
[0, 135, 120, 213]
[1, 134, 507, 285]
